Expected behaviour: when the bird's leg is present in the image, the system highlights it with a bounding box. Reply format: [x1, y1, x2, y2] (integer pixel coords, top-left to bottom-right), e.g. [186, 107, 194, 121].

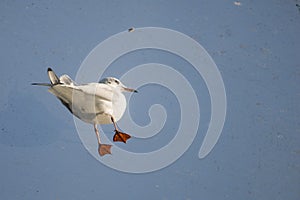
[111, 117, 131, 143]
[93, 124, 112, 156]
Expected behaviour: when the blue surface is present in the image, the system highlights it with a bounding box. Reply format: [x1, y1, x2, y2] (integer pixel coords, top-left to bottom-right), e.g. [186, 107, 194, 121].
[1, 1, 299, 199]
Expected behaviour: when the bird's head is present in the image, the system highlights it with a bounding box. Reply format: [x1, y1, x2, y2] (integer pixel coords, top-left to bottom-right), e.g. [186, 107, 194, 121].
[99, 77, 138, 93]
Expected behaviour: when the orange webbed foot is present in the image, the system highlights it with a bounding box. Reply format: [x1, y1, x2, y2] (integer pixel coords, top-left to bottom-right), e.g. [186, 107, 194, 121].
[98, 144, 112, 156]
[113, 130, 131, 143]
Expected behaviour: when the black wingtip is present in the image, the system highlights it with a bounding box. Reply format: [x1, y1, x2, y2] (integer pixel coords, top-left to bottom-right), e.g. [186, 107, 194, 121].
[31, 83, 51, 86]
[47, 67, 52, 72]
[47, 68, 60, 85]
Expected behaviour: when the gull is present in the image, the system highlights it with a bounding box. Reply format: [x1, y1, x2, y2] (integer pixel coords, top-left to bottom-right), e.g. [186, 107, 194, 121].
[32, 68, 137, 156]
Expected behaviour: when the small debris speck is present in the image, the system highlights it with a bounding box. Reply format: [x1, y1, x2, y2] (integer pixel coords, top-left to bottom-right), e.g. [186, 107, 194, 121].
[297, 4, 300, 12]
[128, 27, 135, 32]
[234, 1, 242, 6]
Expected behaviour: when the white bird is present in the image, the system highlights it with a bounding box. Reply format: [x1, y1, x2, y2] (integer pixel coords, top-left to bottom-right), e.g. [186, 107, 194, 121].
[32, 68, 137, 156]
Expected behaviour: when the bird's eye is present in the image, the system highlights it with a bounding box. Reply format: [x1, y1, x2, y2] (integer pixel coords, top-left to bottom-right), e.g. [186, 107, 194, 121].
[114, 79, 119, 84]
